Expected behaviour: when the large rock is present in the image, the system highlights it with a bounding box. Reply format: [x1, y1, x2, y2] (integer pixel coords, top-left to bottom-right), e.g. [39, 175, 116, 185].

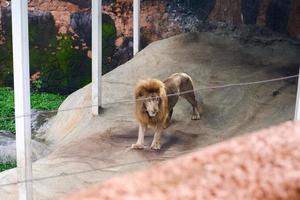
[0, 32, 299, 199]
[0, 110, 54, 163]
[0, 131, 15, 163]
[0, 131, 50, 163]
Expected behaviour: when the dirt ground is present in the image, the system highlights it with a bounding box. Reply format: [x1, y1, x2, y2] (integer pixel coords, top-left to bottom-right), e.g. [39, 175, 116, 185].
[0, 32, 300, 199]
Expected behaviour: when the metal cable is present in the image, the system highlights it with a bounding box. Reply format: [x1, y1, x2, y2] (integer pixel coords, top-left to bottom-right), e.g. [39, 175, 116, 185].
[0, 74, 297, 121]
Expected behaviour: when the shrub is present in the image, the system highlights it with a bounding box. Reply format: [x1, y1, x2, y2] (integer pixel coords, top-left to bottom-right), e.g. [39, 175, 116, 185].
[0, 87, 65, 133]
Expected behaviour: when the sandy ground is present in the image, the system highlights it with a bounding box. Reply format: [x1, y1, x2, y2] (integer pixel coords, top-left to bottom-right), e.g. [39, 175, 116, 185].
[0, 32, 300, 199]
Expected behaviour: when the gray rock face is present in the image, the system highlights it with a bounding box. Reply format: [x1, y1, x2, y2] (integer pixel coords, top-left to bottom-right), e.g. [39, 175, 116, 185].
[31, 109, 56, 137]
[0, 110, 55, 163]
[70, 11, 91, 47]
[0, 131, 15, 163]
[0, 131, 51, 163]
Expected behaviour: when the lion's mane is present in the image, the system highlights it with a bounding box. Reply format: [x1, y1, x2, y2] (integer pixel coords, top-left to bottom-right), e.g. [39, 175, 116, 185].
[134, 79, 168, 128]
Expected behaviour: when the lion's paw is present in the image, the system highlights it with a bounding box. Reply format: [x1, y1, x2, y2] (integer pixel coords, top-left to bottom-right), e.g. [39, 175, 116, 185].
[150, 142, 161, 150]
[191, 113, 200, 120]
[131, 143, 145, 150]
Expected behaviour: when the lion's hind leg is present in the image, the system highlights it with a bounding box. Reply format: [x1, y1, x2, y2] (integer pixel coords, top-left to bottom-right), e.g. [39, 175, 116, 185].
[179, 76, 202, 120]
[182, 92, 201, 120]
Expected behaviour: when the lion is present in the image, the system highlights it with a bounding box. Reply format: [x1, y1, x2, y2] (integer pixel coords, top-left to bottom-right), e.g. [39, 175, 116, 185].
[132, 73, 202, 150]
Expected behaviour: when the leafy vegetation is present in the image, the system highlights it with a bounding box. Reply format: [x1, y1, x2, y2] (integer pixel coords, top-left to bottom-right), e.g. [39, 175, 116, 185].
[0, 14, 91, 94]
[102, 15, 117, 74]
[0, 13, 118, 95]
[0, 87, 65, 133]
[0, 161, 16, 172]
[0, 88, 14, 133]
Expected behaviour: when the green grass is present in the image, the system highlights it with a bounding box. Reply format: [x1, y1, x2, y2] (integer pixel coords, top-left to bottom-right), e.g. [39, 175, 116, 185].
[0, 87, 65, 133]
[0, 161, 16, 172]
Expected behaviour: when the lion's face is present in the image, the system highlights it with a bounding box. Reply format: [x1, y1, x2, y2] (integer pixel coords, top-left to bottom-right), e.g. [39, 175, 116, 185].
[143, 93, 160, 117]
[135, 79, 168, 127]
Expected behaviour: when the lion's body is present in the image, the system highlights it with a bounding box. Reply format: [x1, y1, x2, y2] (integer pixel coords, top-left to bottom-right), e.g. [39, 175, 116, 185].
[133, 73, 201, 150]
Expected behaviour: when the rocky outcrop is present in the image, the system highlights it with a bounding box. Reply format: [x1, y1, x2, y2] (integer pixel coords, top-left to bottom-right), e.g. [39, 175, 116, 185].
[1, 6, 55, 37]
[0, 131, 15, 163]
[0, 109, 54, 163]
[102, 0, 181, 46]
[70, 11, 91, 47]
[110, 37, 133, 67]
[0, 131, 50, 163]
[28, 0, 81, 33]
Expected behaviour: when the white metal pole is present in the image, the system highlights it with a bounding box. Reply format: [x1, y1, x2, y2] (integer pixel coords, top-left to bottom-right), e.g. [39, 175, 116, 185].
[11, 0, 32, 199]
[295, 67, 300, 120]
[92, 0, 102, 115]
[133, 0, 140, 55]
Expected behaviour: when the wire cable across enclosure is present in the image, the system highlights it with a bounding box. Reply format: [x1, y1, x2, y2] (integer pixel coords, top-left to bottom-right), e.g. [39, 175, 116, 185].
[0, 74, 298, 122]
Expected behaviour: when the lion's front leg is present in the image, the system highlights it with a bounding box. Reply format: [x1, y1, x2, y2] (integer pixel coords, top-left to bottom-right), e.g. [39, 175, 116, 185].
[150, 126, 163, 150]
[131, 124, 146, 149]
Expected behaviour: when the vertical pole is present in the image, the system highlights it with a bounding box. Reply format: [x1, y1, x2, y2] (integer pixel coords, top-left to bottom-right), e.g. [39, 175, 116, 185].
[133, 0, 140, 55]
[92, 0, 102, 115]
[11, 0, 32, 199]
[295, 67, 300, 120]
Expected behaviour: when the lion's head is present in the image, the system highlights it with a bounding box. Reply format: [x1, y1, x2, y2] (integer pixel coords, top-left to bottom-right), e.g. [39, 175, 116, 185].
[134, 79, 168, 127]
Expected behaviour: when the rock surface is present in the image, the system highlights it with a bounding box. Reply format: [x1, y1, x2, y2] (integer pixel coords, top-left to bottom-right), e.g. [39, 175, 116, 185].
[0, 131, 15, 163]
[0, 131, 50, 163]
[63, 121, 300, 200]
[0, 32, 299, 199]
[0, 109, 55, 163]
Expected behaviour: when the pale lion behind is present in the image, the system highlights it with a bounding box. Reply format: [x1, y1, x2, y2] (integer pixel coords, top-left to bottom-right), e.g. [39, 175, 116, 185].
[132, 73, 202, 150]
